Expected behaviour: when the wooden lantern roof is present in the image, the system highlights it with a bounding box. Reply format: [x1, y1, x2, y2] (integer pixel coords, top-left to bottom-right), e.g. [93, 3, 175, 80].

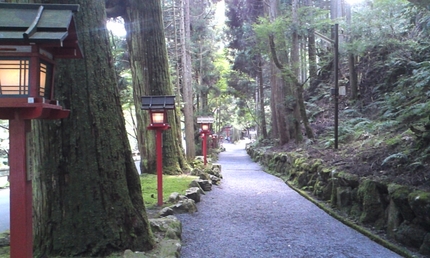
[0, 3, 83, 59]
[141, 96, 176, 110]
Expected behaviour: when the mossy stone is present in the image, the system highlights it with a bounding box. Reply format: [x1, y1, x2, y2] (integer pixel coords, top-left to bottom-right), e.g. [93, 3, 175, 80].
[312, 179, 325, 198]
[336, 186, 352, 208]
[420, 233, 430, 255]
[350, 203, 362, 219]
[388, 184, 415, 222]
[357, 180, 385, 224]
[408, 190, 430, 228]
[336, 171, 359, 188]
[394, 221, 427, 249]
[310, 159, 323, 173]
[319, 168, 332, 182]
[386, 201, 402, 239]
[293, 171, 308, 188]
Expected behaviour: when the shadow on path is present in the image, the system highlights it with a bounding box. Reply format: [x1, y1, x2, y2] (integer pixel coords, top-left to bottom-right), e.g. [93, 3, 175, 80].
[177, 142, 401, 258]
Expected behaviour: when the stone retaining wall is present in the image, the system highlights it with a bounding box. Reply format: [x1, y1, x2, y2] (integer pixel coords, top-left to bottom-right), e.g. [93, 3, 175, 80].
[246, 145, 430, 256]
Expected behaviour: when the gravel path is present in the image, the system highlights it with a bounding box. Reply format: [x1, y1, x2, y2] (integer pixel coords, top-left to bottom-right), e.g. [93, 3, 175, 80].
[177, 142, 402, 258]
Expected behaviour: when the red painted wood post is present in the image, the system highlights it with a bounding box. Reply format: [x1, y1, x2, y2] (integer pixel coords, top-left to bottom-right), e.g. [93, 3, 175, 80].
[203, 133, 207, 166]
[9, 115, 33, 258]
[156, 129, 163, 206]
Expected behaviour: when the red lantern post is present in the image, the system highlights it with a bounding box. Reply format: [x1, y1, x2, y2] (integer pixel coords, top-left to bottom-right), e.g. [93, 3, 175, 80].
[197, 117, 214, 166]
[141, 96, 175, 206]
[0, 3, 83, 258]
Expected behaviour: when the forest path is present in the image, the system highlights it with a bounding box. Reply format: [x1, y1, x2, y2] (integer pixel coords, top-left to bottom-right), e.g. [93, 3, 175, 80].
[177, 141, 402, 258]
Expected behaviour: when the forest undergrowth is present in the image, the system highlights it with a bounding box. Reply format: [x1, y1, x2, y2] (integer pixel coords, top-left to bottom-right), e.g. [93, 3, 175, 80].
[266, 40, 430, 192]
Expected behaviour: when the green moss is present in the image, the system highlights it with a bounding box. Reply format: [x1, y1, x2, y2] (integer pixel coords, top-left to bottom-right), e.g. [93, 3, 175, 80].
[385, 134, 402, 147]
[293, 171, 308, 188]
[357, 180, 385, 225]
[350, 203, 362, 219]
[140, 174, 198, 208]
[387, 184, 415, 221]
[336, 171, 360, 188]
[163, 165, 183, 175]
[408, 190, 430, 225]
[310, 159, 323, 173]
[293, 157, 307, 168]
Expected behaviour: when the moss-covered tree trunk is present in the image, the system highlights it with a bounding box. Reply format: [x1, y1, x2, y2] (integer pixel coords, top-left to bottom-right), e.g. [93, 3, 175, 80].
[30, 0, 154, 256]
[124, 0, 188, 174]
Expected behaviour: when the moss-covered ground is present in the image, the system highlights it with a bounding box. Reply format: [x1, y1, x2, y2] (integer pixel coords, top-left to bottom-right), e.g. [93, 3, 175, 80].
[140, 173, 198, 208]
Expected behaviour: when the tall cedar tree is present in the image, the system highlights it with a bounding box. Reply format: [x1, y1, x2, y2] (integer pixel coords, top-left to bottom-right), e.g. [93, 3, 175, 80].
[121, 0, 189, 174]
[23, 0, 155, 256]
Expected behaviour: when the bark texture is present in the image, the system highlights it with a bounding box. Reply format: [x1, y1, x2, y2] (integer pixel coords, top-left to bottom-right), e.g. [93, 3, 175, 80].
[31, 0, 154, 256]
[182, 0, 196, 161]
[124, 0, 189, 174]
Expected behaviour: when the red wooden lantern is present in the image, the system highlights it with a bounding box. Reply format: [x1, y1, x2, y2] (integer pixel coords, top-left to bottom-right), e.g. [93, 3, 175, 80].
[0, 3, 83, 258]
[141, 95, 175, 206]
[0, 3, 83, 120]
[197, 116, 214, 166]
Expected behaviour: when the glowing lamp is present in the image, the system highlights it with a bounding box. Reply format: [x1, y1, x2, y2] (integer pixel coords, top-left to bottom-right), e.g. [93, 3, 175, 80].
[201, 123, 210, 132]
[150, 110, 166, 125]
[142, 95, 175, 129]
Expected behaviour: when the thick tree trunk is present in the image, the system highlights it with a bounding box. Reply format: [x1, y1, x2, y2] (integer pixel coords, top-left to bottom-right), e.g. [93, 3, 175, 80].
[124, 0, 188, 174]
[30, 0, 154, 256]
[266, 0, 290, 144]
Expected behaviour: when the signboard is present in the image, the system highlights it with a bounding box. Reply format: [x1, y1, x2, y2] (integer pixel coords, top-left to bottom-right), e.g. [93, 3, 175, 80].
[197, 116, 214, 124]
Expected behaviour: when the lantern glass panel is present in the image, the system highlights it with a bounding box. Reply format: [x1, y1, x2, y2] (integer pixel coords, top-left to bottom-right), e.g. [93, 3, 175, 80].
[0, 59, 29, 96]
[152, 111, 165, 124]
[39, 61, 53, 99]
[201, 124, 209, 131]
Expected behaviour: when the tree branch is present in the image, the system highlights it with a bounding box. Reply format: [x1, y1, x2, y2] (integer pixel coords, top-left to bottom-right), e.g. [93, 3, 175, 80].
[268, 34, 284, 70]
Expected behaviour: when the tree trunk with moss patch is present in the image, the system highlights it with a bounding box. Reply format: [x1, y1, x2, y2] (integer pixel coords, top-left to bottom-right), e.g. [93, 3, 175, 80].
[29, 0, 154, 256]
[123, 0, 189, 174]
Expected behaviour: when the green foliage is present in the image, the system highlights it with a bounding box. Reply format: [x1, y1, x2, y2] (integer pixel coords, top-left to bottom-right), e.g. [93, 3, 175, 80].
[381, 152, 408, 167]
[107, 21, 133, 108]
[345, 0, 411, 56]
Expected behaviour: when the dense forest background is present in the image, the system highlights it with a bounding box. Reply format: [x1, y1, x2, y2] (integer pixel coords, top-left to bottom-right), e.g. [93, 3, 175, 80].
[0, 0, 429, 256]
[107, 0, 430, 189]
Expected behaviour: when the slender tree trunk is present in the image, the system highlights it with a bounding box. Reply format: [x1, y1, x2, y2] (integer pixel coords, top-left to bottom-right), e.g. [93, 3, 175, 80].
[346, 4, 358, 99]
[125, 0, 188, 174]
[257, 58, 268, 138]
[307, 27, 318, 96]
[291, 0, 302, 142]
[293, 0, 314, 139]
[31, 0, 154, 256]
[182, 0, 196, 161]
